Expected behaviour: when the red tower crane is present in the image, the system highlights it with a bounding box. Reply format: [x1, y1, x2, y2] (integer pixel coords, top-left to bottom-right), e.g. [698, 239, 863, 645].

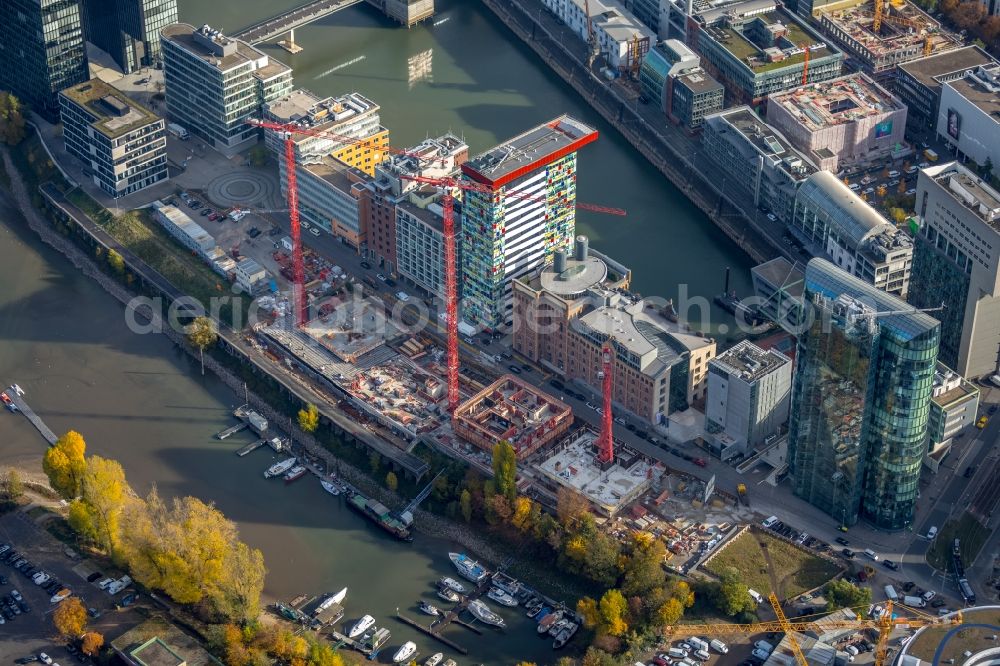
[244, 118, 441, 326]
[596, 341, 615, 464]
[394, 173, 625, 413]
[801, 44, 810, 86]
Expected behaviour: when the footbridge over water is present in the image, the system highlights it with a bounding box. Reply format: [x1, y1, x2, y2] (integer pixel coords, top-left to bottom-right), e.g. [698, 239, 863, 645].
[233, 0, 434, 49]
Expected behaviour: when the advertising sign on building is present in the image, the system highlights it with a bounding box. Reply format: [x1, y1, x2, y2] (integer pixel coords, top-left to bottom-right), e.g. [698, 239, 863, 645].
[947, 109, 961, 140]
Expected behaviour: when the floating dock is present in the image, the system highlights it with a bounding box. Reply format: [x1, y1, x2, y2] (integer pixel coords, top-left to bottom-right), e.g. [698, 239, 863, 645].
[5, 387, 57, 445]
[395, 612, 469, 655]
[216, 422, 248, 440]
[236, 439, 268, 456]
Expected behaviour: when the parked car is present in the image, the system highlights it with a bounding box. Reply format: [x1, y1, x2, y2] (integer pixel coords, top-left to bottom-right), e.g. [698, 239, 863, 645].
[507, 365, 522, 374]
[309, 227, 321, 237]
[836, 537, 849, 546]
[39, 655, 53, 666]
[360, 261, 372, 270]
[842, 549, 855, 559]
[882, 560, 898, 570]
[376, 273, 387, 282]
[931, 598, 946, 608]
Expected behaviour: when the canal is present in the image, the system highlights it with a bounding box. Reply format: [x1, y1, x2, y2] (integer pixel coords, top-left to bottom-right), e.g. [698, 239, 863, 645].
[0, 1, 755, 663]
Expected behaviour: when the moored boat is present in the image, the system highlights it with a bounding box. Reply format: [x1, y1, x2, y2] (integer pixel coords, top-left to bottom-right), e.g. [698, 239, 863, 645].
[392, 641, 417, 663]
[347, 490, 412, 542]
[438, 577, 466, 594]
[424, 653, 443, 666]
[537, 611, 562, 634]
[487, 587, 518, 607]
[467, 599, 505, 628]
[553, 621, 579, 649]
[360, 627, 391, 652]
[437, 587, 460, 603]
[316, 587, 347, 612]
[443, 661, 457, 666]
[418, 601, 440, 616]
[264, 457, 297, 478]
[524, 598, 543, 617]
[1, 392, 18, 412]
[548, 618, 571, 636]
[321, 479, 341, 496]
[448, 552, 488, 583]
[283, 465, 307, 483]
[348, 614, 375, 638]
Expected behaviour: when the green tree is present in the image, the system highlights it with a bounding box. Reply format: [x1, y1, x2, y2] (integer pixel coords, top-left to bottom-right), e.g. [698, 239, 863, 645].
[2, 468, 23, 500]
[598, 589, 629, 637]
[459, 489, 472, 523]
[491, 439, 517, 504]
[621, 531, 667, 597]
[297, 403, 320, 433]
[824, 579, 872, 611]
[52, 597, 88, 639]
[715, 566, 755, 616]
[107, 248, 125, 275]
[43, 430, 87, 498]
[186, 316, 218, 376]
[0, 92, 26, 146]
[385, 471, 398, 492]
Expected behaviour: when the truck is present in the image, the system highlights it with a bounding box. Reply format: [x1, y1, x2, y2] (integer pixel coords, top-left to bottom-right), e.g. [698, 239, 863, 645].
[903, 595, 926, 608]
[167, 123, 189, 140]
[884, 585, 899, 601]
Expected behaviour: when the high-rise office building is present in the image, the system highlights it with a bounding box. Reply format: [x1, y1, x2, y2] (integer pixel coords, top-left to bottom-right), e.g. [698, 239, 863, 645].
[83, 0, 177, 74]
[160, 23, 292, 154]
[909, 162, 1000, 378]
[0, 0, 89, 121]
[788, 258, 940, 530]
[460, 116, 598, 330]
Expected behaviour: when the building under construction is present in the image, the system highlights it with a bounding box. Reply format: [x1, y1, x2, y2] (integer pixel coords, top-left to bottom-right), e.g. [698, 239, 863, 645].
[813, 0, 962, 75]
[451, 375, 573, 460]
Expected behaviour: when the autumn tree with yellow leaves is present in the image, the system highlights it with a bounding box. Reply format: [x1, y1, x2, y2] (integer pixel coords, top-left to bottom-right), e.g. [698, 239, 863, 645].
[43, 430, 87, 499]
[52, 597, 88, 639]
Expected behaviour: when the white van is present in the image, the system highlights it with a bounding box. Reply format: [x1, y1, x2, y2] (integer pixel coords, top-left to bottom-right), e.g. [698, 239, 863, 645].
[845, 645, 859, 656]
[752, 649, 771, 661]
[747, 588, 764, 604]
[864, 549, 879, 561]
[694, 649, 711, 662]
[762, 516, 779, 528]
[710, 640, 729, 654]
[668, 648, 689, 660]
[754, 640, 775, 654]
[926, 526, 938, 540]
[688, 637, 709, 653]
[884, 585, 898, 601]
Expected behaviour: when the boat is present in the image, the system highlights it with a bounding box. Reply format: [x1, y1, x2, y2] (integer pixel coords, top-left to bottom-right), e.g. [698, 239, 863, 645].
[467, 599, 505, 628]
[548, 618, 571, 636]
[283, 465, 307, 483]
[316, 587, 347, 612]
[443, 661, 457, 666]
[348, 614, 375, 638]
[553, 622, 579, 649]
[537, 611, 562, 634]
[424, 654, 443, 666]
[448, 552, 488, 583]
[264, 457, 297, 479]
[392, 641, 417, 663]
[437, 587, 460, 603]
[524, 598, 543, 617]
[438, 577, 466, 594]
[487, 587, 518, 607]
[418, 601, 440, 616]
[360, 627, 391, 652]
[491, 571, 521, 597]
[1, 392, 17, 413]
[10, 384, 24, 396]
[321, 479, 341, 496]
[274, 602, 300, 621]
[347, 490, 412, 542]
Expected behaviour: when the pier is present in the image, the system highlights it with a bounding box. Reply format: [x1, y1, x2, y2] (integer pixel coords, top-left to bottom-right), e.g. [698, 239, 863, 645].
[216, 422, 248, 440]
[395, 612, 469, 655]
[5, 387, 57, 445]
[235, 439, 268, 456]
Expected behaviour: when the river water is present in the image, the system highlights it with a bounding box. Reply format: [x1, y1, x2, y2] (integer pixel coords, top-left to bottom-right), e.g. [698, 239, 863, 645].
[0, 1, 755, 663]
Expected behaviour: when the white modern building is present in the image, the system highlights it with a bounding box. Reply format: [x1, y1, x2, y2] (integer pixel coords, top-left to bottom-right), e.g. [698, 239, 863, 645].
[396, 198, 448, 300]
[59, 78, 167, 198]
[151, 201, 216, 258]
[297, 156, 371, 249]
[160, 23, 292, 154]
[909, 162, 1000, 378]
[937, 64, 1000, 173]
[541, 0, 655, 70]
[790, 171, 913, 298]
[705, 340, 792, 459]
[927, 363, 979, 463]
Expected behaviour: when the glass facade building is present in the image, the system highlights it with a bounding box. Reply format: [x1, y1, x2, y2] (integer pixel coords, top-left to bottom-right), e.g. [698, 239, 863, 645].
[0, 0, 89, 121]
[789, 258, 940, 530]
[83, 0, 177, 74]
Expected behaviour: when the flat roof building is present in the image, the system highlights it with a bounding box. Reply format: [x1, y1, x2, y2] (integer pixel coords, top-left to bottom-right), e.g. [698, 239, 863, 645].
[909, 162, 1000, 378]
[461, 116, 598, 330]
[59, 78, 168, 198]
[151, 201, 217, 258]
[452, 375, 573, 460]
[689, 0, 843, 105]
[541, 0, 655, 70]
[894, 46, 996, 131]
[937, 65, 1000, 174]
[927, 363, 979, 467]
[297, 156, 371, 248]
[765, 73, 907, 172]
[813, 0, 961, 76]
[640, 40, 725, 129]
[161, 23, 292, 154]
[790, 170, 913, 297]
[702, 106, 818, 223]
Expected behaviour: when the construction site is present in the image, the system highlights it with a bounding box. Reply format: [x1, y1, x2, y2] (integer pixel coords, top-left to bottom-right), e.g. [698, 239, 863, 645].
[816, 0, 962, 75]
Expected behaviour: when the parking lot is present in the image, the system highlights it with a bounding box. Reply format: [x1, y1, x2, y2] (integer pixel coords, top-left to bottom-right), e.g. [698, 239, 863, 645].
[0, 509, 142, 661]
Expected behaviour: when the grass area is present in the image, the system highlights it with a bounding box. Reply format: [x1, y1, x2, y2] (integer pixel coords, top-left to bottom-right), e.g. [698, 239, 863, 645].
[64, 188, 250, 328]
[907, 608, 1000, 662]
[926, 511, 991, 570]
[705, 530, 842, 600]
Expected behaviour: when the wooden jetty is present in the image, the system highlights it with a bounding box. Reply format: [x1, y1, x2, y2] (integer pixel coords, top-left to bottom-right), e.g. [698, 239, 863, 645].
[5, 388, 57, 445]
[235, 439, 267, 456]
[216, 422, 248, 440]
[395, 612, 468, 655]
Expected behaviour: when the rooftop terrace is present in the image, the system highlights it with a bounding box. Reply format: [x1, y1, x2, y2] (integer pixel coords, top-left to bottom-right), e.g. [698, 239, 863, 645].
[60, 78, 161, 139]
[701, 6, 833, 73]
[768, 73, 903, 131]
[161, 23, 290, 79]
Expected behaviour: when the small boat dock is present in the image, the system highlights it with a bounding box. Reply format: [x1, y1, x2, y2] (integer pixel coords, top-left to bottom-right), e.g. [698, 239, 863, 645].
[4, 385, 57, 445]
[396, 612, 470, 655]
[218, 404, 269, 440]
[235, 439, 268, 456]
[216, 422, 248, 440]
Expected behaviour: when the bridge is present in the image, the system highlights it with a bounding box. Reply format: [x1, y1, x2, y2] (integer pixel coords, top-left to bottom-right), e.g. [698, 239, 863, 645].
[233, 0, 433, 51]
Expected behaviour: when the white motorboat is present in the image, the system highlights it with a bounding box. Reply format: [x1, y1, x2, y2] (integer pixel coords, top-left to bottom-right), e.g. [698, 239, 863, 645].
[393, 641, 417, 663]
[321, 479, 341, 496]
[264, 457, 297, 479]
[467, 599, 505, 628]
[448, 552, 488, 583]
[553, 621, 579, 649]
[10, 384, 24, 396]
[437, 588, 460, 603]
[419, 601, 441, 616]
[443, 661, 458, 666]
[348, 614, 375, 638]
[424, 653, 443, 666]
[438, 577, 466, 594]
[487, 587, 517, 607]
[316, 587, 347, 613]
